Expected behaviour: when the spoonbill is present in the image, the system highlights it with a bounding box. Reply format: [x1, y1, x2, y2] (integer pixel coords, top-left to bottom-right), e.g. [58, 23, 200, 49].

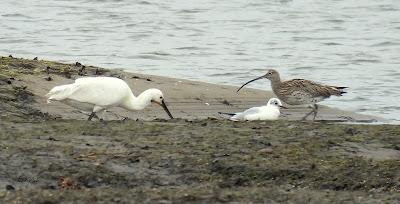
[219, 98, 285, 121]
[46, 76, 173, 120]
[237, 69, 347, 120]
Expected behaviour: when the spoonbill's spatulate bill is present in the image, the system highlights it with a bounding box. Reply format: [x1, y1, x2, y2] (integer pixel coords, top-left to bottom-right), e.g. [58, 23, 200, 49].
[237, 69, 347, 120]
[220, 98, 285, 121]
[46, 76, 173, 120]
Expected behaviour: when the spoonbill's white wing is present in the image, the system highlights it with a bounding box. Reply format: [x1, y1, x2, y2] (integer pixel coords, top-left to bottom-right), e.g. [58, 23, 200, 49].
[47, 77, 132, 107]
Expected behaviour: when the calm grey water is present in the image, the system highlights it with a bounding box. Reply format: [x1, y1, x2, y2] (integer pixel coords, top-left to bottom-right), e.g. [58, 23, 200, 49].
[1, 0, 400, 121]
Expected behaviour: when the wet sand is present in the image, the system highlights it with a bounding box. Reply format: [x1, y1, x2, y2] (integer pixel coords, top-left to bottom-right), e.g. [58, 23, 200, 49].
[0, 56, 381, 122]
[0, 56, 398, 203]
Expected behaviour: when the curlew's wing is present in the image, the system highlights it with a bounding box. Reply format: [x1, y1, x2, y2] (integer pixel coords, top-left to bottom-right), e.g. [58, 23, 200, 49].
[279, 79, 347, 98]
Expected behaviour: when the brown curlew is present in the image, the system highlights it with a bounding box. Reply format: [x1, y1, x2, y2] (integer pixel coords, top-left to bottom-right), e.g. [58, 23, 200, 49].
[237, 69, 347, 120]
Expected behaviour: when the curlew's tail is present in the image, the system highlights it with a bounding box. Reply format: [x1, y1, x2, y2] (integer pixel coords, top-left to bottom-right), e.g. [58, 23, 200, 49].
[334, 86, 348, 96]
[46, 84, 80, 103]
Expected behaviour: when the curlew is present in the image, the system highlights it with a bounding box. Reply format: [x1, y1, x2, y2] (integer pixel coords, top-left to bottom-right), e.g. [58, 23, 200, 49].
[237, 69, 347, 120]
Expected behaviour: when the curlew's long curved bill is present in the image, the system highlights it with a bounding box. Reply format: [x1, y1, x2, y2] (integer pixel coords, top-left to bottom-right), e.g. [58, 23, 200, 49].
[160, 100, 174, 119]
[236, 75, 266, 92]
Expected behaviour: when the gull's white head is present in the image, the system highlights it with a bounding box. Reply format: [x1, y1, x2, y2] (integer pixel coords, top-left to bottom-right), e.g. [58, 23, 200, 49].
[267, 98, 285, 109]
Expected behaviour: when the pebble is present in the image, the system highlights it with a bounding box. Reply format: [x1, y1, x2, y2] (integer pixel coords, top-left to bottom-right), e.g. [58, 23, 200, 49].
[258, 147, 274, 154]
[5, 185, 15, 191]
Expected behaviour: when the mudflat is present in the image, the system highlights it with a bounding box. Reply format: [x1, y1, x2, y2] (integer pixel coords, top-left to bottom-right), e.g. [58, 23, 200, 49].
[0, 56, 398, 203]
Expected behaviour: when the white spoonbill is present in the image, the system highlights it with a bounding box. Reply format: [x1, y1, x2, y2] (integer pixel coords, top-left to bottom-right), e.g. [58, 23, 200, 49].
[46, 76, 173, 120]
[219, 98, 285, 121]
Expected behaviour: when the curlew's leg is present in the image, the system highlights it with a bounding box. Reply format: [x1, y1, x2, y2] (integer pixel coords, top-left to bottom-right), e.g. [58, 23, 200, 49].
[301, 109, 314, 120]
[301, 104, 318, 121]
[312, 104, 319, 120]
[87, 112, 97, 121]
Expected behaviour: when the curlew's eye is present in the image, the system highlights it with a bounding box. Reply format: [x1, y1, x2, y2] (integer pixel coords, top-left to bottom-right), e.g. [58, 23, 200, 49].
[268, 72, 272, 75]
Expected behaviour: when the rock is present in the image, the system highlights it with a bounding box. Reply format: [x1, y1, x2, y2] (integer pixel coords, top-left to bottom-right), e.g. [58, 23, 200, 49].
[5, 185, 15, 191]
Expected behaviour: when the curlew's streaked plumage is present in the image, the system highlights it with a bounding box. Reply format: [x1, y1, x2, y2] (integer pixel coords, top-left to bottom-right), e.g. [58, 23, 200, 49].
[237, 69, 347, 120]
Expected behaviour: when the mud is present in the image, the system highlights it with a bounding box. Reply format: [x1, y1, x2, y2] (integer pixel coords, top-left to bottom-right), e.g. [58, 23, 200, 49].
[0, 56, 398, 203]
[0, 119, 399, 203]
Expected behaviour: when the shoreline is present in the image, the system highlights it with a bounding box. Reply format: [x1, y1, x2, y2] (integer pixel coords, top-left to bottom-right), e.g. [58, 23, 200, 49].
[0, 56, 381, 122]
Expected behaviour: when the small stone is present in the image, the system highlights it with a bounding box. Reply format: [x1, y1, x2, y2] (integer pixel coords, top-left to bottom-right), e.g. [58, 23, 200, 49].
[48, 137, 59, 141]
[33, 57, 38, 60]
[258, 147, 274, 154]
[6, 185, 15, 191]
[43, 76, 53, 81]
[221, 100, 232, 106]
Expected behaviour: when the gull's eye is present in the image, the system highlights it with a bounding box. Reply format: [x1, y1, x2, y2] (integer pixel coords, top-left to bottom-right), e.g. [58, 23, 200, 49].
[160, 96, 163, 99]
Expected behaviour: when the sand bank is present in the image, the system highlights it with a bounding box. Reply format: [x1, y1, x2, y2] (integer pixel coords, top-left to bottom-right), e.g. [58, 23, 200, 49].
[0, 56, 380, 122]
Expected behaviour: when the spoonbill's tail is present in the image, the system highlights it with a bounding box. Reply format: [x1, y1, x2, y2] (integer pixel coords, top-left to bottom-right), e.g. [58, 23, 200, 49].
[46, 84, 80, 103]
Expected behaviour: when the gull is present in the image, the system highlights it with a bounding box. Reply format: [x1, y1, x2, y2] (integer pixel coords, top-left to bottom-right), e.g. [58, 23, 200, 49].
[46, 76, 173, 120]
[219, 98, 285, 121]
[237, 69, 347, 120]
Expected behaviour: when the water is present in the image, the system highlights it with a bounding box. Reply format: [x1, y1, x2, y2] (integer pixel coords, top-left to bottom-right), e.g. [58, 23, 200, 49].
[1, 0, 400, 121]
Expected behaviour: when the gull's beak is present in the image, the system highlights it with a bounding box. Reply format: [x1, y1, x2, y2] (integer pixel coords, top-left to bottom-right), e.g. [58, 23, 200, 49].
[154, 100, 174, 119]
[280, 105, 288, 109]
[237, 75, 266, 93]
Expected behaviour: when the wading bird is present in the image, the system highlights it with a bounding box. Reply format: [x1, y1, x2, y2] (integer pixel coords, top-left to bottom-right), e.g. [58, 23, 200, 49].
[46, 76, 173, 120]
[237, 69, 347, 120]
[219, 98, 285, 121]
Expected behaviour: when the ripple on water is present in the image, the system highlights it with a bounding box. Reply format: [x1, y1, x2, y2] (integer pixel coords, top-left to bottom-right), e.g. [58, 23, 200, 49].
[2, 13, 31, 18]
[141, 51, 171, 56]
[174, 46, 207, 51]
[176, 9, 206, 14]
[130, 55, 166, 60]
[322, 42, 343, 46]
[370, 41, 400, 47]
[351, 59, 382, 64]
[293, 66, 318, 71]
